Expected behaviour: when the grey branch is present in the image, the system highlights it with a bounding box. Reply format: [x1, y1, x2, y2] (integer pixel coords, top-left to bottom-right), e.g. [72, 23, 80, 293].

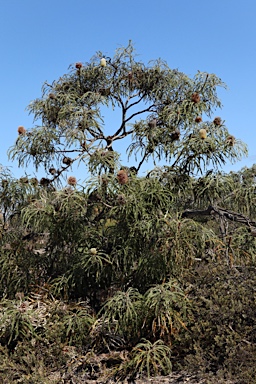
[182, 205, 256, 229]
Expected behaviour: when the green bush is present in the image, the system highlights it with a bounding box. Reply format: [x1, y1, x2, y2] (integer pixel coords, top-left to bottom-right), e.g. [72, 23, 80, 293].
[0, 42, 255, 382]
[180, 264, 256, 383]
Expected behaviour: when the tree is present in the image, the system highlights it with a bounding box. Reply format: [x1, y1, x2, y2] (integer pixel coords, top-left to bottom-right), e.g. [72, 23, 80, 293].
[9, 41, 246, 179]
[0, 42, 255, 383]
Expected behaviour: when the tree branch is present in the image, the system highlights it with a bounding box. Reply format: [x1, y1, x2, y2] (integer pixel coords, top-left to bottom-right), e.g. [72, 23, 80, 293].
[124, 105, 155, 124]
[136, 152, 148, 173]
[182, 205, 256, 229]
[112, 105, 155, 140]
[125, 93, 146, 110]
[181, 206, 214, 219]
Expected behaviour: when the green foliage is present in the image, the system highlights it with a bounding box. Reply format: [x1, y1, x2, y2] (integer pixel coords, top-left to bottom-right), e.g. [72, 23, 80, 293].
[127, 339, 172, 378]
[0, 42, 255, 382]
[0, 299, 36, 347]
[0, 295, 95, 348]
[143, 280, 190, 342]
[8, 41, 247, 179]
[100, 288, 144, 340]
[182, 264, 256, 383]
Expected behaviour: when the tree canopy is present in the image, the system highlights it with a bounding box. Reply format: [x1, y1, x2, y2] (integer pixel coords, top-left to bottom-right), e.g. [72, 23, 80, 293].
[9, 40, 246, 180]
[0, 42, 255, 383]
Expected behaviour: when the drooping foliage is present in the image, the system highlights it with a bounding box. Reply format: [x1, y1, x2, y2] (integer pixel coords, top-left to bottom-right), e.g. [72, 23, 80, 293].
[0, 42, 255, 383]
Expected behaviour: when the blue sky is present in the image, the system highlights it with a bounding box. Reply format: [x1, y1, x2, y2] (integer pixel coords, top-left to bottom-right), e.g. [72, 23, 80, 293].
[1, 0, 256, 181]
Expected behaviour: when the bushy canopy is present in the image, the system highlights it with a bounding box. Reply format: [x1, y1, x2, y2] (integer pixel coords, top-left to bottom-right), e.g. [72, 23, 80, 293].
[0, 42, 255, 383]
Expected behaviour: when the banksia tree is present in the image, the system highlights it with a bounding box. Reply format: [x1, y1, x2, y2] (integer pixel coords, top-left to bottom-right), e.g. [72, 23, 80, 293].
[1, 42, 255, 383]
[8, 41, 246, 180]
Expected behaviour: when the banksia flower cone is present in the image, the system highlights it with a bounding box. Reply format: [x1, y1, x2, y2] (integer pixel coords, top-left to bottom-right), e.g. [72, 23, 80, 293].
[117, 170, 129, 185]
[148, 119, 157, 129]
[171, 129, 180, 141]
[117, 194, 126, 205]
[213, 117, 222, 126]
[30, 178, 38, 186]
[199, 128, 207, 139]
[63, 157, 72, 165]
[49, 167, 57, 175]
[226, 135, 235, 146]
[100, 58, 106, 67]
[40, 178, 50, 186]
[19, 177, 29, 184]
[191, 93, 200, 103]
[67, 176, 77, 186]
[18, 126, 26, 135]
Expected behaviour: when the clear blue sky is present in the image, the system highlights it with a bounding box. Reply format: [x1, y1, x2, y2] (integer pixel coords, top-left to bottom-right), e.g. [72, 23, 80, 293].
[1, 0, 256, 180]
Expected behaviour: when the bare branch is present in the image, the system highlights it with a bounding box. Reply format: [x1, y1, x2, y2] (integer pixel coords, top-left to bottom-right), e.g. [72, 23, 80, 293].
[137, 152, 148, 173]
[182, 205, 256, 230]
[125, 93, 146, 110]
[124, 105, 155, 124]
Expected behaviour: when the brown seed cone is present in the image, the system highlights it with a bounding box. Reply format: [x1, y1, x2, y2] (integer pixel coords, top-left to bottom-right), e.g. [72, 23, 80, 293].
[49, 167, 57, 175]
[40, 178, 50, 186]
[19, 177, 29, 184]
[117, 170, 129, 185]
[1, 179, 8, 187]
[67, 176, 77, 186]
[75, 62, 83, 69]
[213, 117, 222, 125]
[18, 126, 26, 135]
[99, 88, 111, 96]
[170, 129, 180, 141]
[62, 157, 72, 165]
[191, 93, 200, 103]
[148, 119, 157, 129]
[226, 135, 235, 146]
[48, 93, 56, 99]
[30, 178, 38, 186]
[195, 116, 202, 123]
[117, 194, 126, 205]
